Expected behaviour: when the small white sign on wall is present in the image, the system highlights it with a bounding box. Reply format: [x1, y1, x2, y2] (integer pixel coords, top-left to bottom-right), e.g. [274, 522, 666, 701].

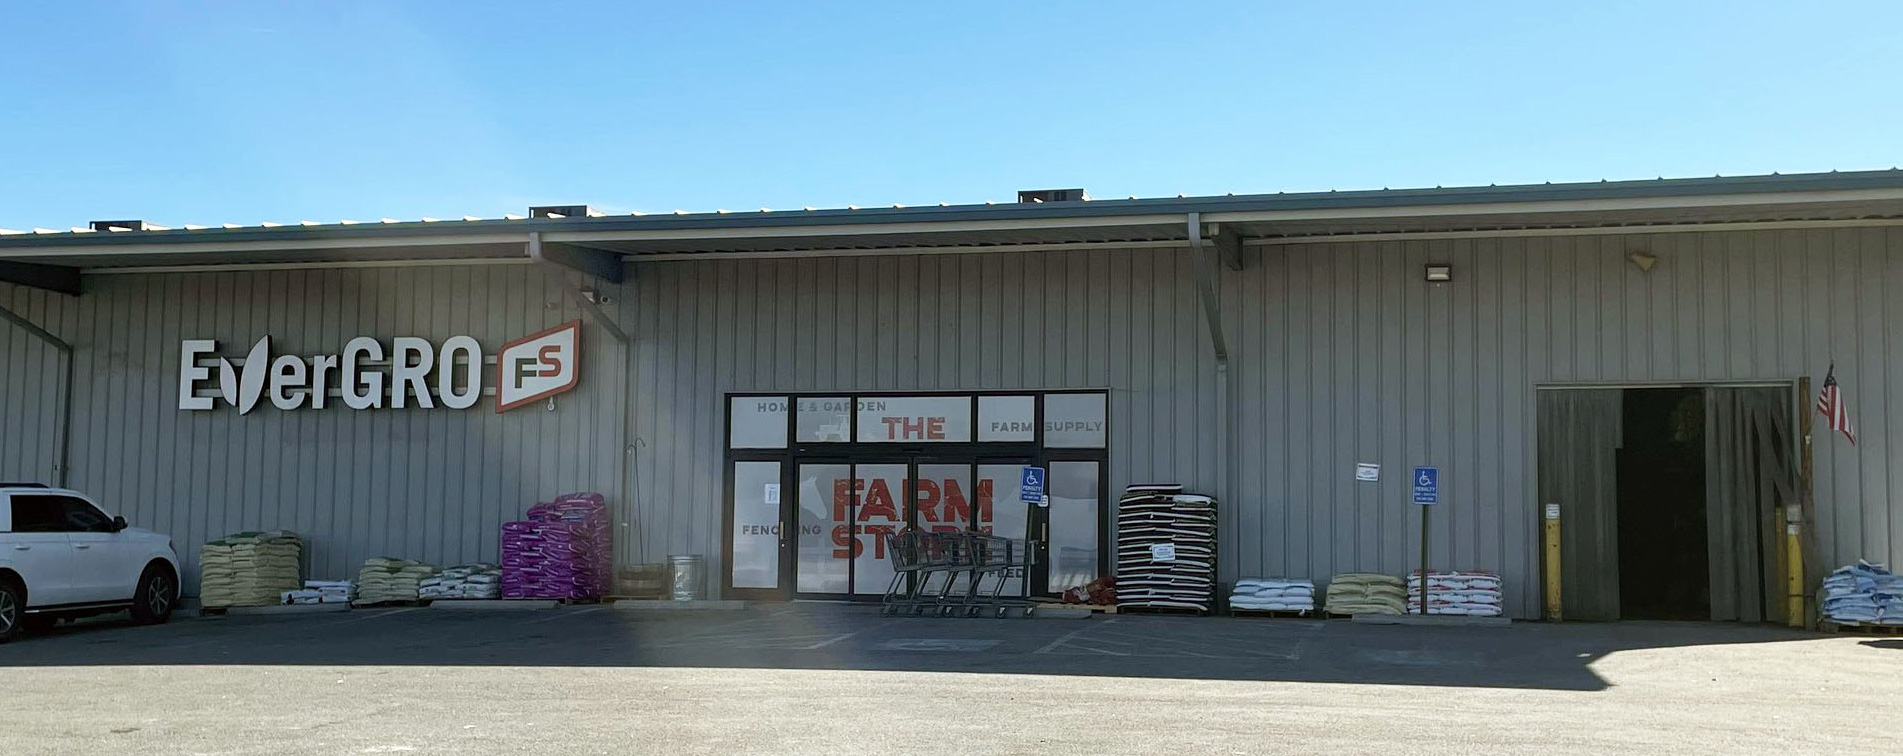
[1150, 543, 1177, 562]
[1355, 463, 1380, 482]
[764, 484, 781, 506]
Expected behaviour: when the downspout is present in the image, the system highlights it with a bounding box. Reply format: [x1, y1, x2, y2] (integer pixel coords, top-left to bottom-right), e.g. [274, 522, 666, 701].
[1186, 214, 1233, 582]
[527, 232, 640, 569]
[0, 301, 75, 487]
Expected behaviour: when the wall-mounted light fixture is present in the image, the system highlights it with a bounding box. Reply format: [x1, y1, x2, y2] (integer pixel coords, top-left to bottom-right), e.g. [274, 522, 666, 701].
[1424, 264, 1453, 282]
[1627, 250, 1658, 272]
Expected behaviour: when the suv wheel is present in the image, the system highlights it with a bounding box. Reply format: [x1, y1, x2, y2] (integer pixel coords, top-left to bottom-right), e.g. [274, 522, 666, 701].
[130, 564, 177, 625]
[0, 580, 22, 643]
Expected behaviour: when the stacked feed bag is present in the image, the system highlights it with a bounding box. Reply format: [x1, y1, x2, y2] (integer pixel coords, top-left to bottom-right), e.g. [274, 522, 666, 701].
[1114, 484, 1217, 612]
[502, 493, 612, 599]
[1229, 578, 1316, 612]
[1822, 560, 1903, 625]
[1406, 570, 1504, 616]
[355, 558, 438, 604]
[1324, 573, 1408, 615]
[419, 564, 502, 600]
[199, 531, 303, 608]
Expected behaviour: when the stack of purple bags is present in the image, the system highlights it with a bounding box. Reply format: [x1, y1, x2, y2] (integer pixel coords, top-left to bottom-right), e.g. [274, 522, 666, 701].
[501, 492, 612, 599]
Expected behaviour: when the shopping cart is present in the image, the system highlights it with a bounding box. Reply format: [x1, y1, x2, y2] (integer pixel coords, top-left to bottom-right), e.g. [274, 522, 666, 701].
[881, 529, 1036, 618]
[880, 529, 963, 617]
[962, 533, 1037, 618]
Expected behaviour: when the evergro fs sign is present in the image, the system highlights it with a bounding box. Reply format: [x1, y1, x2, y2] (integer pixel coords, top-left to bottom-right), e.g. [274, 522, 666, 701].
[177, 321, 581, 414]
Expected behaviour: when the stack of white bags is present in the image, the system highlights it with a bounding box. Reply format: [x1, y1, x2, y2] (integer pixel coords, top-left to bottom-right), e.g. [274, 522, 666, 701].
[419, 564, 502, 600]
[1406, 570, 1504, 616]
[1229, 578, 1315, 612]
[199, 531, 303, 608]
[1822, 560, 1903, 625]
[355, 557, 438, 604]
[281, 580, 355, 605]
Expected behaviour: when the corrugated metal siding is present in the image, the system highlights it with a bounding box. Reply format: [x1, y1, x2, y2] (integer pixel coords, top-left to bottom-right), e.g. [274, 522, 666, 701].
[1, 265, 627, 593]
[5, 225, 1899, 617]
[1229, 228, 1902, 617]
[0, 284, 65, 484]
[625, 251, 1224, 585]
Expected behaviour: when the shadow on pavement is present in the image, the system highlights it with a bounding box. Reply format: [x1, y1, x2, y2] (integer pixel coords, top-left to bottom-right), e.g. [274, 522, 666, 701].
[0, 603, 1849, 692]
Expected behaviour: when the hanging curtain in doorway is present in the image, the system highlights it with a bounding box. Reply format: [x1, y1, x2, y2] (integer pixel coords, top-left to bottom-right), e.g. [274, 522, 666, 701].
[1537, 389, 1623, 622]
[1704, 387, 1794, 623]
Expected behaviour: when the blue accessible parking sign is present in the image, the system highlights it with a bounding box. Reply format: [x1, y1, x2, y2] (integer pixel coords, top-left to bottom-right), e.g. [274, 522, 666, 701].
[1020, 466, 1046, 504]
[1413, 466, 1439, 505]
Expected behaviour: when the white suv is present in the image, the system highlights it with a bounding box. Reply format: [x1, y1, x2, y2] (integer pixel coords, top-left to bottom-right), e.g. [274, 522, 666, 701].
[0, 484, 181, 641]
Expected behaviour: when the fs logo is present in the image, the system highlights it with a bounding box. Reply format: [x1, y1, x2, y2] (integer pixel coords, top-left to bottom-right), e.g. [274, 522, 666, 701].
[495, 320, 582, 412]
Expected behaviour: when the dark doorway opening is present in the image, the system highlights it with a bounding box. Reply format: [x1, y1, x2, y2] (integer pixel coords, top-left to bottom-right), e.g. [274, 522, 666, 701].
[1615, 388, 1709, 620]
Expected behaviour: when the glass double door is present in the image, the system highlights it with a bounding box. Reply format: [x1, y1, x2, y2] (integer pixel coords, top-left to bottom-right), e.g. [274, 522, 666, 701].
[792, 458, 1039, 599]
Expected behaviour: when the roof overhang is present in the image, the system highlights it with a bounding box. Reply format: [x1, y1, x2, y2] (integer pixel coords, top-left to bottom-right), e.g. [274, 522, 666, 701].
[5, 170, 1903, 291]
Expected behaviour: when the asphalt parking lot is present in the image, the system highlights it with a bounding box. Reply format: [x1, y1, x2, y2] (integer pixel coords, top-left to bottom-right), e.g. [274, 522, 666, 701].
[2, 604, 1898, 755]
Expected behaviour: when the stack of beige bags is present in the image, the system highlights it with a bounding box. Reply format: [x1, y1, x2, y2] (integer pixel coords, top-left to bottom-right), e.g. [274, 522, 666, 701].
[1323, 572, 1407, 615]
[199, 531, 303, 608]
[355, 557, 438, 604]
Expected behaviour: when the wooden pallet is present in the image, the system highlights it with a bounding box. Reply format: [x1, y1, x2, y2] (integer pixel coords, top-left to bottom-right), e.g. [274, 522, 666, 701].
[1322, 611, 1355, 620]
[1230, 608, 1315, 619]
[1821, 620, 1903, 636]
[1115, 604, 1210, 616]
[1030, 599, 1120, 614]
[351, 599, 429, 608]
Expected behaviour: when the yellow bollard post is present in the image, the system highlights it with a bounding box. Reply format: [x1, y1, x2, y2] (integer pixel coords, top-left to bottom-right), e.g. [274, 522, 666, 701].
[1543, 502, 1562, 622]
[1785, 505, 1805, 628]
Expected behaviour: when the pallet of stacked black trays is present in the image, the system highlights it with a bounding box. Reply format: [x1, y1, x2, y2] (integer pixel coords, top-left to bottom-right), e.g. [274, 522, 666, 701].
[1114, 484, 1217, 614]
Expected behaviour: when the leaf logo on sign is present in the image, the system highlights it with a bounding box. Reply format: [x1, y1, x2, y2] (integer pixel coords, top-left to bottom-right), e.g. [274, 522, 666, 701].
[216, 336, 273, 415]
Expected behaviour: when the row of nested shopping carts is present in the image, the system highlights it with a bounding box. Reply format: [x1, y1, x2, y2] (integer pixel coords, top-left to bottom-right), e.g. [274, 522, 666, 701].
[881, 529, 1037, 618]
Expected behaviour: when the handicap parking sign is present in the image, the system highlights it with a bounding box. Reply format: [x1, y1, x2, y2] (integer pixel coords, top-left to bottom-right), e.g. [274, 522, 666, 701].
[1020, 466, 1046, 504]
[1412, 466, 1438, 505]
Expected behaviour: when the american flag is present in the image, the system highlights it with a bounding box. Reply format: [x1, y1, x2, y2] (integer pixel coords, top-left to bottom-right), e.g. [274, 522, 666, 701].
[1816, 365, 1856, 445]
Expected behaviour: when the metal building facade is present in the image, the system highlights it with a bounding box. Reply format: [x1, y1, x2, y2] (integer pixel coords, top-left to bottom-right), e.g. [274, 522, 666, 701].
[5, 175, 1902, 619]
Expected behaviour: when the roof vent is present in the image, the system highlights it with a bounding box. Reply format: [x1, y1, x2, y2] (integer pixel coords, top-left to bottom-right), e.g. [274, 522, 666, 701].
[1016, 189, 1089, 204]
[529, 204, 593, 219]
[89, 219, 145, 232]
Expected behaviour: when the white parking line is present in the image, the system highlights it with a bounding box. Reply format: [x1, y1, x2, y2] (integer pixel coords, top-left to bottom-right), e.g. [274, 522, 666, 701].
[1034, 617, 1116, 654]
[805, 631, 860, 649]
[524, 606, 606, 624]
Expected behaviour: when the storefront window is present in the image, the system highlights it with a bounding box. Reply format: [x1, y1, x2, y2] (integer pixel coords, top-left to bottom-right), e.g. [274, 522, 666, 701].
[854, 396, 972, 443]
[978, 463, 1029, 597]
[1047, 460, 1100, 592]
[977, 395, 1036, 442]
[851, 463, 909, 595]
[730, 462, 781, 589]
[1043, 393, 1107, 448]
[729, 396, 788, 448]
[795, 397, 852, 442]
[796, 463, 850, 594]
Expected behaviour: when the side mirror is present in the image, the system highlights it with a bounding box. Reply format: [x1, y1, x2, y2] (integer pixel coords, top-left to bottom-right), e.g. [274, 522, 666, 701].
[112, 515, 129, 532]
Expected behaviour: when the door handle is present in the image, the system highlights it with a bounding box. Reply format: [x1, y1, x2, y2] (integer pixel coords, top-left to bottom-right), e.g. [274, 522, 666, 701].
[73, 543, 91, 549]
[11, 544, 27, 551]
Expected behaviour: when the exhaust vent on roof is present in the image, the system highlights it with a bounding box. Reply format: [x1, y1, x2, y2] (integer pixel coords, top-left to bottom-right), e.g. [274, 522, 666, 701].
[529, 205, 594, 219]
[89, 219, 145, 232]
[1016, 189, 1089, 204]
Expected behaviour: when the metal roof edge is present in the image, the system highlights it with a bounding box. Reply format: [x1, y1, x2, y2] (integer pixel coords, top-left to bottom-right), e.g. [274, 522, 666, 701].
[5, 169, 1903, 251]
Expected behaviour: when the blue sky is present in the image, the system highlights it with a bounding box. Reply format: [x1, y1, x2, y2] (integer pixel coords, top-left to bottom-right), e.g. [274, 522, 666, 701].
[3, 1, 1901, 229]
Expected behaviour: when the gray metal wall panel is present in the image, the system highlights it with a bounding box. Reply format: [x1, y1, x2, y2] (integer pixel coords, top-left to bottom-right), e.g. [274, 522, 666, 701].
[1230, 228, 1901, 618]
[6, 225, 1900, 619]
[2, 265, 627, 594]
